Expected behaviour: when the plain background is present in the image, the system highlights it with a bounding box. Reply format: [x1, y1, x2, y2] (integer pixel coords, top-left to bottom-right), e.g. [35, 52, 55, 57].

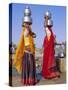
[0, 0, 68, 90]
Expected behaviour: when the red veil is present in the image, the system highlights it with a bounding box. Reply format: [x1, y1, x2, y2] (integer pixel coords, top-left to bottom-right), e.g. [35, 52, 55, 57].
[42, 27, 60, 79]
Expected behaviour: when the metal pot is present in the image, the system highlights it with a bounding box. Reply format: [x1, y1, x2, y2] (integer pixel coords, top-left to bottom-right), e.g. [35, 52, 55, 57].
[60, 53, 64, 57]
[44, 11, 51, 19]
[23, 16, 32, 24]
[44, 19, 53, 27]
[47, 19, 53, 26]
[24, 6, 31, 16]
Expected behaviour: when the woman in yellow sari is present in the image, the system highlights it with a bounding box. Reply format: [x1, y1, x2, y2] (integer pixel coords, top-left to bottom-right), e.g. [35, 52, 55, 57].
[14, 7, 37, 85]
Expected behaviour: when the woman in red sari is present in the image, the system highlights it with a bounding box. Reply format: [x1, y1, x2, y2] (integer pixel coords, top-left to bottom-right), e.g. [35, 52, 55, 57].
[42, 20, 60, 79]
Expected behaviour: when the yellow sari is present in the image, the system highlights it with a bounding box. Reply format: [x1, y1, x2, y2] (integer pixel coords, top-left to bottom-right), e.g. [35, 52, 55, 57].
[13, 27, 35, 74]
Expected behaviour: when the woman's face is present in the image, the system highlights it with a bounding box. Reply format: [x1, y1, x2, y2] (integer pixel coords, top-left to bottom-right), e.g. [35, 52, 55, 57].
[24, 23, 32, 33]
[25, 23, 30, 28]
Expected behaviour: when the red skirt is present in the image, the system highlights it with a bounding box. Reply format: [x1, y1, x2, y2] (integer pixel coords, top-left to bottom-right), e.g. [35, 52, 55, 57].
[42, 39, 60, 79]
[42, 28, 60, 79]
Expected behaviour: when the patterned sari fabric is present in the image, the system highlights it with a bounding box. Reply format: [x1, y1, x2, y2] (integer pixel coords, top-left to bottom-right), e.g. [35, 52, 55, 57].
[42, 27, 60, 79]
[21, 52, 37, 85]
[14, 26, 38, 85]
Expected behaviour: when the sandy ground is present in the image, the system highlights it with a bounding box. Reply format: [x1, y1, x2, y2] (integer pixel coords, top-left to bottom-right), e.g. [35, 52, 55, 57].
[11, 71, 66, 87]
[10, 55, 66, 87]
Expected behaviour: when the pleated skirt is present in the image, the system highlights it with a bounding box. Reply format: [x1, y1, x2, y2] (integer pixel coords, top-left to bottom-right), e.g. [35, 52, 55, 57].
[21, 51, 37, 85]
